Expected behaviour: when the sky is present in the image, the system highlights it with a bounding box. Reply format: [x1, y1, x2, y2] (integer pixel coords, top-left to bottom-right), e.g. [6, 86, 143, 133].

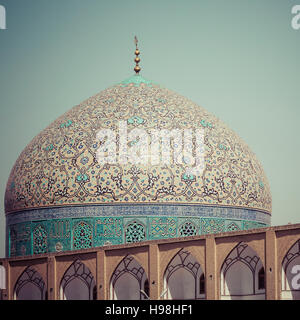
[0, 0, 299, 258]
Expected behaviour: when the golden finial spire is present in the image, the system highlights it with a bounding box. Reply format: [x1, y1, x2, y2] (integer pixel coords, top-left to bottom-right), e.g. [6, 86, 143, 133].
[134, 36, 141, 74]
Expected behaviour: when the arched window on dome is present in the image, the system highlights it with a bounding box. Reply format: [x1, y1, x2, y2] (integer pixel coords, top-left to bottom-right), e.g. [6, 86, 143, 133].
[33, 224, 48, 254]
[73, 221, 93, 250]
[220, 242, 265, 300]
[14, 266, 47, 300]
[125, 220, 146, 243]
[179, 221, 198, 237]
[60, 259, 96, 300]
[281, 238, 300, 300]
[163, 249, 205, 300]
[110, 255, 148, 300]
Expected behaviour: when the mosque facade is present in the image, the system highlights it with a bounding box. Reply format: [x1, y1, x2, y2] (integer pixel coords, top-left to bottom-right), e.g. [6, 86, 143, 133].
[0, 40, 299, 300]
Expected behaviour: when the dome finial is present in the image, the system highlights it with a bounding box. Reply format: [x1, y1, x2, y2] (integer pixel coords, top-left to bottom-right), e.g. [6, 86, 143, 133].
[134, 36, 141, 75]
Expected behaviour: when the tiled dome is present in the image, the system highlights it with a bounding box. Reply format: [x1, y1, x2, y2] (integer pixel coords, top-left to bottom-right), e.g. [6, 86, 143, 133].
[4, 75, 272, 256]
[5, 75, 271, 214]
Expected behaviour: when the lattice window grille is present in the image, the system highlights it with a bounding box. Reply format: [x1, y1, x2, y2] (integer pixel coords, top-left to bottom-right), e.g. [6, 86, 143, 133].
[33, 225, 48, 254]
[73, 221, 93, 250]
[179, 221, 197, 237]
[125, 221, 146, 243]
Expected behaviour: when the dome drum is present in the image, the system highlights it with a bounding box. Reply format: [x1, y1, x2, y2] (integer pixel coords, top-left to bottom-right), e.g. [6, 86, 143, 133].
[6, 204, 269, 257]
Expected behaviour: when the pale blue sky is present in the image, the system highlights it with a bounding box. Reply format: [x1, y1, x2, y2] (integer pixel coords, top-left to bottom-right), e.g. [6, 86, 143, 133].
[0, 0, 299, 257]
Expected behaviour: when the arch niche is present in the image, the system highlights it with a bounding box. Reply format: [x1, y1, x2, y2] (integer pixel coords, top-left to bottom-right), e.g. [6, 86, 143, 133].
[110, 255, 148, 300]
[163, 249, 205, 300]
[220, 242, 265, 300]
[59, 259, 96, 300]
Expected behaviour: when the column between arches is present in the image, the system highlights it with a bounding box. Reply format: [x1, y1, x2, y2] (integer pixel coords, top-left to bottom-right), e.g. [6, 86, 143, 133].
[149, 244, 159, 300]
[205, 236, 218, 300]
[265, 230, 278, 300]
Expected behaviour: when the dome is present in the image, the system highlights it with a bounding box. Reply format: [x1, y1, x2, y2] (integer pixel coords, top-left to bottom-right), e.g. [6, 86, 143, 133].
[4, 75, 272, 257]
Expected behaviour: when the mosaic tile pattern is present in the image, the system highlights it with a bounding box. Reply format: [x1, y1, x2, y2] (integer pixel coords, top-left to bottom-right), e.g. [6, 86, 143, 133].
[5, 75, 271, 214]
[149, 217, 177, 239]
[73, 220, 93, 250]
[33, 224, 48, 254]
[125, 220, 146, 243]
[94, 217, 123, 247]
[7, 214, 267, 257]
[179, 220, 198, 236]
[6, 204, 270, 226]
[201, 218, 225, 234]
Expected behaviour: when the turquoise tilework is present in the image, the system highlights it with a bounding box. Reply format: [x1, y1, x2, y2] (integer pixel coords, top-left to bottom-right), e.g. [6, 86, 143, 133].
[6, 205, 269, 257]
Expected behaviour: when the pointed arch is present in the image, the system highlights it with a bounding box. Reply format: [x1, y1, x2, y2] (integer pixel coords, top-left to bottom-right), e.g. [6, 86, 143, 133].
[110, 255, 148, 300]
[14, 266, 47, 300]
[59, 259, 96, 300]
[220, 242, 265, 300]
[163, 248, 205, 300]
[281, 238, 300, 300]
